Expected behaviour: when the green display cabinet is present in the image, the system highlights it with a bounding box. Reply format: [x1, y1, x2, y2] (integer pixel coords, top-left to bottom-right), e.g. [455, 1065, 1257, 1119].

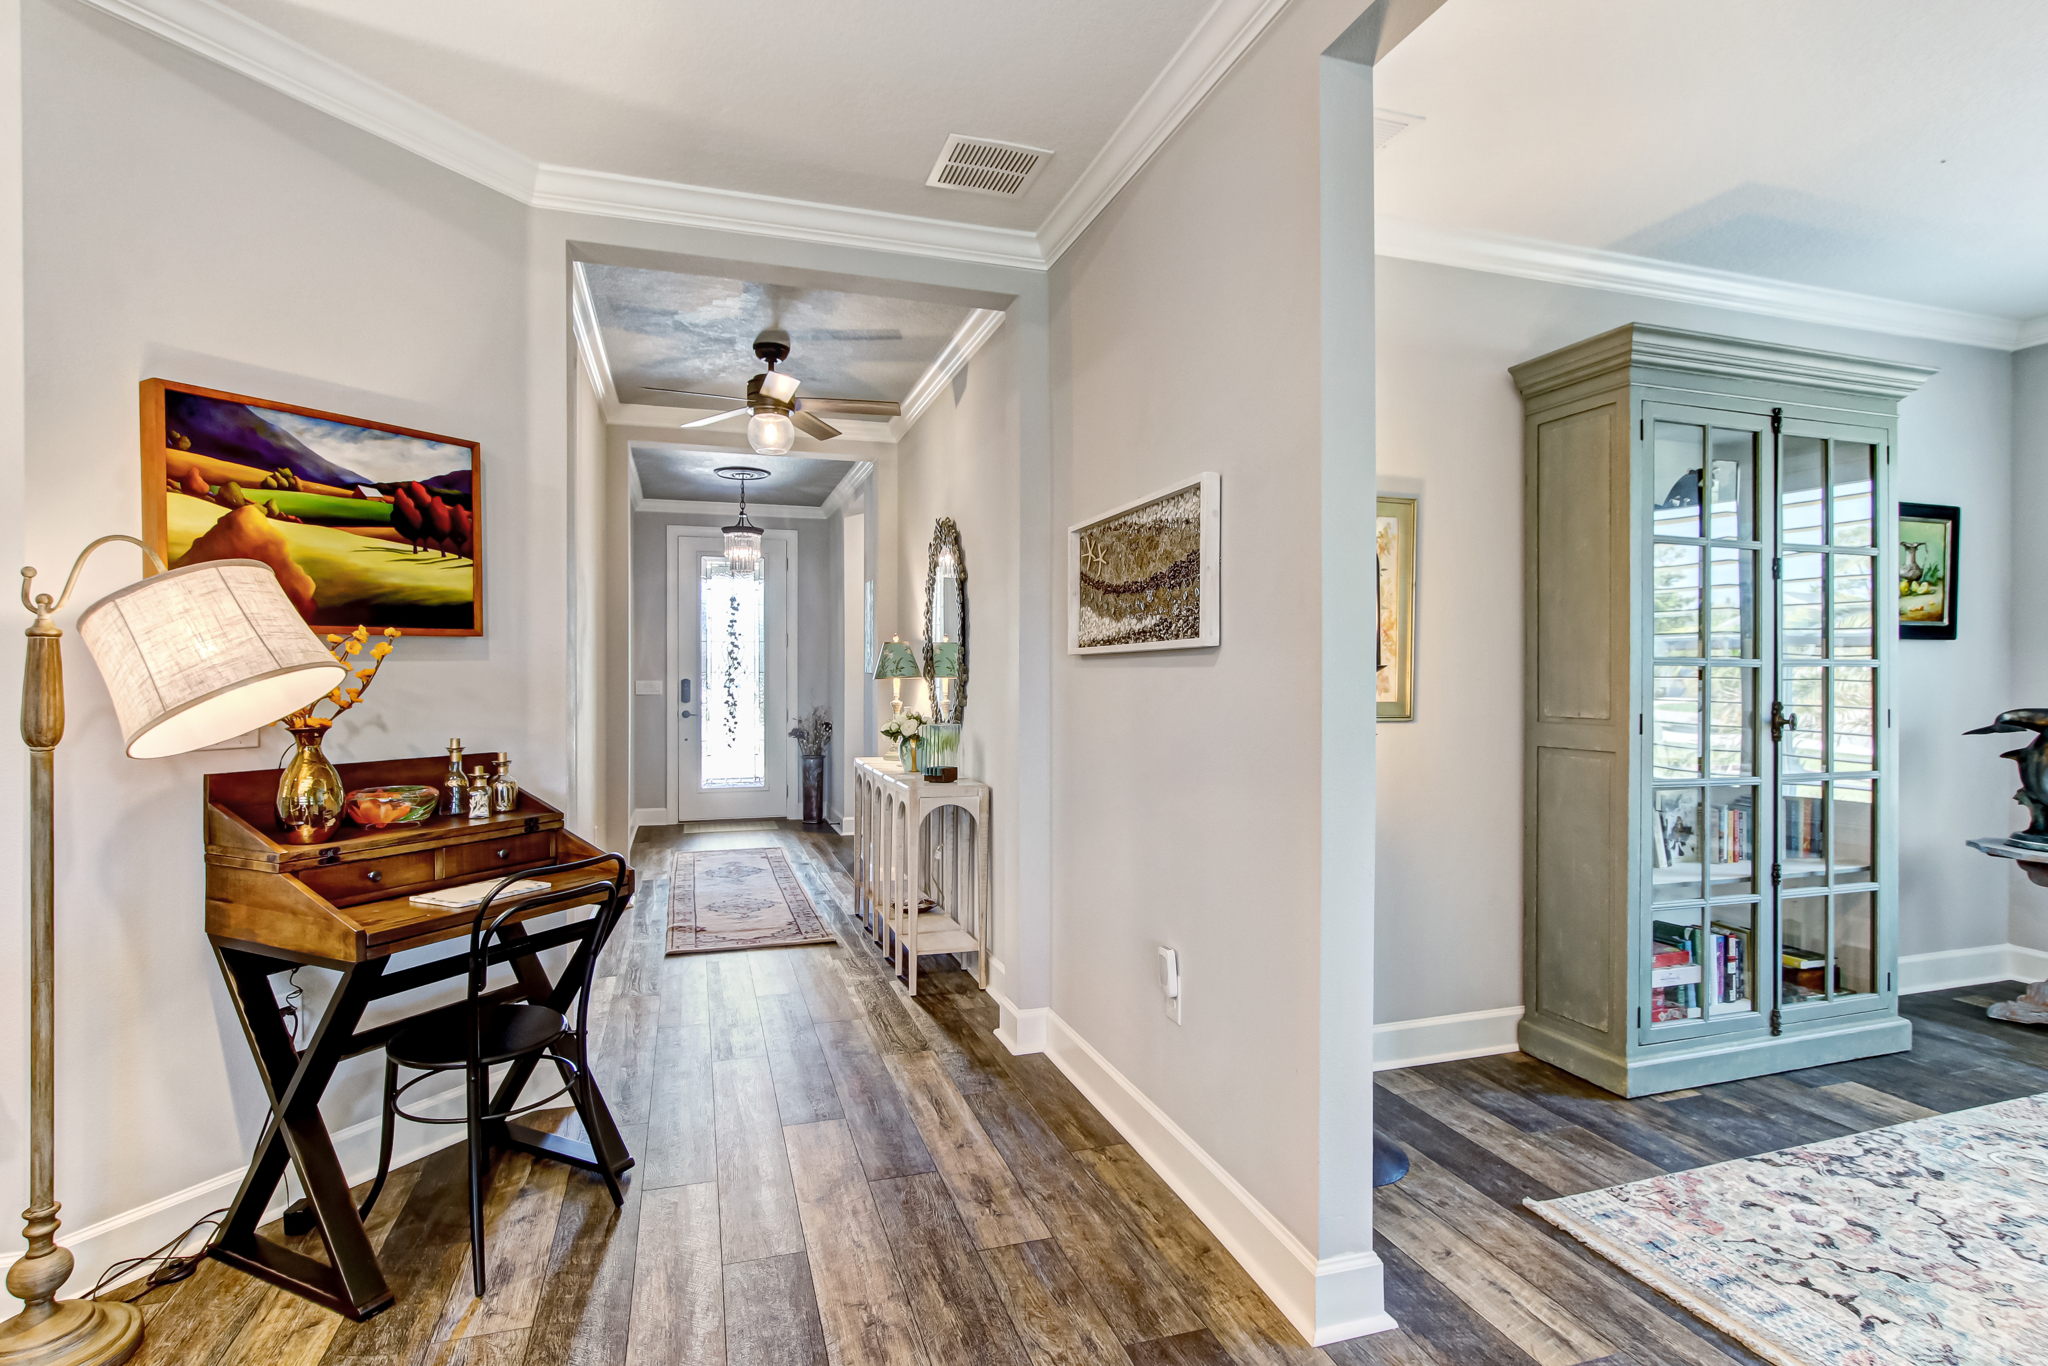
[1511, 325, 1930, 1096]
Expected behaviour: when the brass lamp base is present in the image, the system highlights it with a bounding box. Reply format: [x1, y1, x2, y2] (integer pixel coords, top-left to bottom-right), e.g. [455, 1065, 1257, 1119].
[0, 1298, 142, 1366]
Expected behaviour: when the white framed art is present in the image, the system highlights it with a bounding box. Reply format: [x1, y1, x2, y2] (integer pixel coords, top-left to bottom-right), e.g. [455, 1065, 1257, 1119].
[1068, 472, 1220, 655]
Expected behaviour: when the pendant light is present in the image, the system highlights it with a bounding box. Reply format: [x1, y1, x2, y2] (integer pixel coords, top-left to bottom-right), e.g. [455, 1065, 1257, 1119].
[715, 465, 770, 576]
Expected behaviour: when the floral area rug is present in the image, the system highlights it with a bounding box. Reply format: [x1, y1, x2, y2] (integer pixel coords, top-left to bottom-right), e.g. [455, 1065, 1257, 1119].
[1530, 1092, 2048, 1366]
[666, 847, 835, 955]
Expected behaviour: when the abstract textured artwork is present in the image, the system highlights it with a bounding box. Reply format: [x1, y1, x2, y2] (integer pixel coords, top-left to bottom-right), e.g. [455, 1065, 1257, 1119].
[1531, 1093, 2048, 1366]
[1376, 494, 1417, 720]
[1069, 472, 1219, 654]
[666, 847, 835, 955]
[141, 379, 481, 635]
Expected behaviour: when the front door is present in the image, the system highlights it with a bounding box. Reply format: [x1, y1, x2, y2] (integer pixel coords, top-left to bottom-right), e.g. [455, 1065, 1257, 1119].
[671, 528, 794, 822]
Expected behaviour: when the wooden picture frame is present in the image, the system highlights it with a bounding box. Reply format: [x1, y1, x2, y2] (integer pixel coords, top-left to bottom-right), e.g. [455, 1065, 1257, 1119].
[1068, 472, 1220, 655]
[142, 379, 482, 636]
[1897, 501, 1959, 641]
[1376, 494, 1418, 720]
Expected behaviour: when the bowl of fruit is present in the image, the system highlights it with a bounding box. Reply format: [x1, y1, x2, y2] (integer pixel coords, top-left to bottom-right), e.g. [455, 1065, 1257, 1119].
[344, 785, 439, 830]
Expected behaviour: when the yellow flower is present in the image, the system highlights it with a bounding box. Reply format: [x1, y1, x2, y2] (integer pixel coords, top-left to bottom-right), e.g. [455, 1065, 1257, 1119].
[345, 688, 361, 703]
[351, 625, 369, 642]
[327, 690, 345, 705]
[382, 627, 400, 639]
[370, 641, 394, 659]
[344, 640, 362, 655]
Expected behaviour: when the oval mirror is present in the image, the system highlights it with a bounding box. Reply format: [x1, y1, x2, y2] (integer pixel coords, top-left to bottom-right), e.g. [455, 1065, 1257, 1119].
[924, 518, 967, 726]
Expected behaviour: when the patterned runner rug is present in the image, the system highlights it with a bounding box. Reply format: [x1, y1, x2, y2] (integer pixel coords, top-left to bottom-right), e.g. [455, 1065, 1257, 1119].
[1530, 1092, 2048, 1366]
[666, 847, 836, 955]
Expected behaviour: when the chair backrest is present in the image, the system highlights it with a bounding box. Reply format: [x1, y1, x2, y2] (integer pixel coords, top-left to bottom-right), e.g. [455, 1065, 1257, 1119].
[463, 853, 630, 1061]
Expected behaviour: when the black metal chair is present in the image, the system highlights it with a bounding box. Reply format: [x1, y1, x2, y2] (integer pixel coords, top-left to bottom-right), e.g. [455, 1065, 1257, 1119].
[357, 854, 630, 1296]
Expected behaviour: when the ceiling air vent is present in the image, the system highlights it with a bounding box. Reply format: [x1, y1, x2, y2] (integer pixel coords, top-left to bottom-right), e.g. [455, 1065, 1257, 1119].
[1373, 108, 1425, 150]
[927, 135, 1052, 198]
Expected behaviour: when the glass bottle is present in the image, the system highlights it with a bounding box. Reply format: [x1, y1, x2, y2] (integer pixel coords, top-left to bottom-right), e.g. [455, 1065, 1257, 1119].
[466, 766, 492, 819]
[443, 738, 468, 816]
[490, 756, 519, 814]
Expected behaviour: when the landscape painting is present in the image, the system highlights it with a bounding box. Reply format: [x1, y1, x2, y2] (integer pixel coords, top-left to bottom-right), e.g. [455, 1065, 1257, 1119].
[141, 380, 481, 635]
[1069, 473, 1220, 655]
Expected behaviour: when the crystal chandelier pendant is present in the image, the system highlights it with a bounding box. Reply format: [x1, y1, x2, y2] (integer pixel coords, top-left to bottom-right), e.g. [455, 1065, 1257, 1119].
[715, 465, 770, 577]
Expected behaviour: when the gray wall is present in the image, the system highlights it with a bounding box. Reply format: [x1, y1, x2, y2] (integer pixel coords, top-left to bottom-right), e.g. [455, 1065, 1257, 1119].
[628, 506, 842, 816]
[1375, 256, 2020, 1024]
[2011, 343, 2048, 949]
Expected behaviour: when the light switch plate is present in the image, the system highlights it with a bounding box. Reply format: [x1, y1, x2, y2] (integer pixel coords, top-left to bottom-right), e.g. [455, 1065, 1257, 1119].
[635, 680, 663, 696]
[1157, 946, 1181, 1024]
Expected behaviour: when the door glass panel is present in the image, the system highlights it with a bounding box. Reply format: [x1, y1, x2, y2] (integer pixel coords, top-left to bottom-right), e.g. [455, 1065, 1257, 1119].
[1707, 669, 1753, 776]
[1652, 666, 1703, 778]
[1707, 547, 1751, 657]
[1781, 553, 1826, 658]
[699, 556, 766, 790]
[1781, 436, 1825, 545]
[1833, 779, 1875, 883]
[1707, 428, 1755, 540]
[1708, 907, 1758, 1015]
[1782, 782, 1828, 889]
[1652, 788, 1704, 902]
[1835, 892, 1876, 995]
[1708, 785, 1756, 895]
[1781, 897, 1830, 1004]
[1832, 556, 1874, 658]
[1832, 667, 1875, 771]
[1653, 544, 1704, 657]
[1653, 422, 1704, 539]
[1831, 442, 1875, 547]
[1651, 914, 1706, 1024]
[1781, 666, 1827, 773]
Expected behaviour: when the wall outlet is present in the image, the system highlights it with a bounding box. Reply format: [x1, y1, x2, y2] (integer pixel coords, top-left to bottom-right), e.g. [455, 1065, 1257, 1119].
[1157, 946, 1181, 1024]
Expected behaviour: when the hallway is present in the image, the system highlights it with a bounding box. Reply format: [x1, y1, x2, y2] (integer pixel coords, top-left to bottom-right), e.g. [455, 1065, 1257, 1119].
[125, 824, 1328, 1365]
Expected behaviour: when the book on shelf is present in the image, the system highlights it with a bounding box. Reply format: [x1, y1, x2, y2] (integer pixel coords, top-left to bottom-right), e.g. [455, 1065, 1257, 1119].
[1783, 793, 1825, 859]
[1649, 922, 1756, 1019]
[1781, 944, 1826, 970]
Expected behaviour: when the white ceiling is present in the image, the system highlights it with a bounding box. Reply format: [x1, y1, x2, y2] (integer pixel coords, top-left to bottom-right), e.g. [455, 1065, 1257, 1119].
[583, 263, 975, 409]
[631, 448, 855, 506]
[213, 0, 1213, 232]
[1376, 0, 2048, 320]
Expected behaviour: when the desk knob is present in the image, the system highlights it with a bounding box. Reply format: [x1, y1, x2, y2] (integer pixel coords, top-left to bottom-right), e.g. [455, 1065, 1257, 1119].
[496, 849, 509, 859]
[365, 869, 382, 883]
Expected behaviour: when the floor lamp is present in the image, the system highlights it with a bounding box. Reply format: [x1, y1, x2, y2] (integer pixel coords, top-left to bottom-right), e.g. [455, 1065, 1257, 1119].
[0, 541, 345, 1366]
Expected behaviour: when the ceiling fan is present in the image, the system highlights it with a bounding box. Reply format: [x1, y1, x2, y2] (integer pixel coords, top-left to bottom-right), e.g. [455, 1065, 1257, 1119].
[644, 329, 901, 454]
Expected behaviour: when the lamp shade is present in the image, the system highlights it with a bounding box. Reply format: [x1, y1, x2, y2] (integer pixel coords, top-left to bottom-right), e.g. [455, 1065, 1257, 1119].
[930, 641, 961, 678]
[874, 639, 921, 680]
[77, 560, 348, 759]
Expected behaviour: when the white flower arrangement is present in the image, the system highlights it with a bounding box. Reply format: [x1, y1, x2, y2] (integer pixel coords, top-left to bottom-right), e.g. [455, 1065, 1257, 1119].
[881, 711, 928, 744]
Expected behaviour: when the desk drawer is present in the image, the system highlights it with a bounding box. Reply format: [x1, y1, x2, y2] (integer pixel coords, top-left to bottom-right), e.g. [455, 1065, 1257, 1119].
[299, 851, 439, 905]
[441, 832, 557, 880]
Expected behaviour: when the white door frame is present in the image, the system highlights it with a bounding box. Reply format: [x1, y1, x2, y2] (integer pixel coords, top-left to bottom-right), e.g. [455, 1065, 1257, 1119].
[664, 525, 800, 822]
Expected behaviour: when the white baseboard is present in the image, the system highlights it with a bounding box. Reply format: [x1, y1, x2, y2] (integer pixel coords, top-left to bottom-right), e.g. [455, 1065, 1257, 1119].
[1, 1084, 470, 1296]
[1041, 1013, 1385, 1346]
[988, 988, 1048, 1056]
[1899, 942, 2048, 994]
[1373, 1005, 1523, 1071]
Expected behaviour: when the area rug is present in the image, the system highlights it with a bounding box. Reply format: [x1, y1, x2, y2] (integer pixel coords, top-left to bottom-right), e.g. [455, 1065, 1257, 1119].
[666, 847, 835, 955]
[1529, 1092, 2048, 1366]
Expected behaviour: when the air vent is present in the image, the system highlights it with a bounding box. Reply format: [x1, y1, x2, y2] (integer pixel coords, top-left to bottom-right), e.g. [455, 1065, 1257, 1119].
[1373, 108, 1424, 150]
[927, 135, 1052, 198]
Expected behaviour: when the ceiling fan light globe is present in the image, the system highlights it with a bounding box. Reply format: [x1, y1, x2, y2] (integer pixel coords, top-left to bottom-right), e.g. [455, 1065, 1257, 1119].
[747, 409, 797, 455]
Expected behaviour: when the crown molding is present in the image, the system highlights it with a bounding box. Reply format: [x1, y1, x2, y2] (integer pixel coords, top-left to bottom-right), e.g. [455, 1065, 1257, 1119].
[530, 164, 1043, 271]
[895, 308, 1007, 435]
[75, 0, 536, 199]
[1037, 0, 1292, 264]
[1511, 323, 1937, 403]
[1380, 216, 2026, 352]
[2018, 316, 2048, 351]
[631, 494, 830, 521]
[568, 264, 621, 418]
[822, 461, 875, 517]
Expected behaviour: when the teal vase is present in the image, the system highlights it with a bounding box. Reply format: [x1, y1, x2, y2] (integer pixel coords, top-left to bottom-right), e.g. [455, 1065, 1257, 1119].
[920, 723, 962, 774]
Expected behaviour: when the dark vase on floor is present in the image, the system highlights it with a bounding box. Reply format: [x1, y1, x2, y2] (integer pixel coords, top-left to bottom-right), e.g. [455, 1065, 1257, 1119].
[801, 754, 827, 825]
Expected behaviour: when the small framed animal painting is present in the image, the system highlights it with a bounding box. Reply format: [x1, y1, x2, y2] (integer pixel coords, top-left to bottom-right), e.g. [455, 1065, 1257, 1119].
[1069, 473, 1220, 654]
[141, 380, 482, 636]
[1376, 494, 1418, 720]
[1897, 501, 1959, 640]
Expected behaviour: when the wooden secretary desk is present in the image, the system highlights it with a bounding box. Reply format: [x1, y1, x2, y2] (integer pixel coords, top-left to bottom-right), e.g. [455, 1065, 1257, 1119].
[203, 754, 633, 1319]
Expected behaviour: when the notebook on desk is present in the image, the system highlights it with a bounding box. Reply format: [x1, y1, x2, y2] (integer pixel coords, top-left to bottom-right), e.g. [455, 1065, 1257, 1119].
[408, 878, 549, 910]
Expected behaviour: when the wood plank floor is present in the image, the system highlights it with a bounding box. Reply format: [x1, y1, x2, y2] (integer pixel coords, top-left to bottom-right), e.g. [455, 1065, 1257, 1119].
[120, 821, 2048, 1366]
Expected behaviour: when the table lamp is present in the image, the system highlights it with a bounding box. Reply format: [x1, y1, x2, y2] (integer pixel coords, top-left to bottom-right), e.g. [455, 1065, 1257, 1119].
[0, 539, 345, 1366]
[874, 636, 920, 720]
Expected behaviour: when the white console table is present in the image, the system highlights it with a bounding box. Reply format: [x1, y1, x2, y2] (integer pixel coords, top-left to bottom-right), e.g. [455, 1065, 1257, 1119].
[852, 756, 991, 994]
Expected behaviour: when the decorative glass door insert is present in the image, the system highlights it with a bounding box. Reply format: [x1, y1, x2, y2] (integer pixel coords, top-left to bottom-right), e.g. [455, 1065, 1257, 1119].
[700, 556, 766, 790]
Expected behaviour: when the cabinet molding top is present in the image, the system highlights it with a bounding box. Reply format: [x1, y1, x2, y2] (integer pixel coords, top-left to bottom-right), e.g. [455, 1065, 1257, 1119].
[1509, 324, 1939, 403]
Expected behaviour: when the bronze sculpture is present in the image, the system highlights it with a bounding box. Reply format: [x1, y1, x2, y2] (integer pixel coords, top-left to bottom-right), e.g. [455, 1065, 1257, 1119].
[1967, 709, 2048, 850]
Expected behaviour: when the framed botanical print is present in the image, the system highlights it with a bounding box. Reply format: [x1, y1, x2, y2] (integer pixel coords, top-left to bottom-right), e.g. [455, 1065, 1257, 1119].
[1069, 473, 1220, 654]
[142, 379, 482, 635]
[1376, 494, 1418, 720]
[1897, 501, 1959, 640]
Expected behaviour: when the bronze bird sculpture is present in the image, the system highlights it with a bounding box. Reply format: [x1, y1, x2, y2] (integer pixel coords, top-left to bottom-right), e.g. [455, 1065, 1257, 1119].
[1967, 709, 2048, 848]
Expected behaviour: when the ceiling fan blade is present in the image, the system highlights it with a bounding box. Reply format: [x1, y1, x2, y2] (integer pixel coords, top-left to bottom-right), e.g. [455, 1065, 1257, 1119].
[791, 409, 840, 442]
[678, 408, 749, 429]
[643, 386, 742, 401]
[798, 396, 902, 418]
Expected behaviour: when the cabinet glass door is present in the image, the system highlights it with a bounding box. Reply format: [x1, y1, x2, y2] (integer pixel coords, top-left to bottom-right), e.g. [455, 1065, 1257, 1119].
[1773, 425, 1885, 1019]
[1644, 409, 1770, 1039]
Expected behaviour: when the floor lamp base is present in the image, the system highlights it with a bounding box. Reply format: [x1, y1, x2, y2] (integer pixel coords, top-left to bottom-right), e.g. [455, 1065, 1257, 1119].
[0, 1298, 142, 1366]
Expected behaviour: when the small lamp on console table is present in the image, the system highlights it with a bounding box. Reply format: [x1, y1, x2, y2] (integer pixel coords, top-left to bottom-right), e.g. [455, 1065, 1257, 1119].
[0, 541, 344, 1366]
[874, 636, 920, 720]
